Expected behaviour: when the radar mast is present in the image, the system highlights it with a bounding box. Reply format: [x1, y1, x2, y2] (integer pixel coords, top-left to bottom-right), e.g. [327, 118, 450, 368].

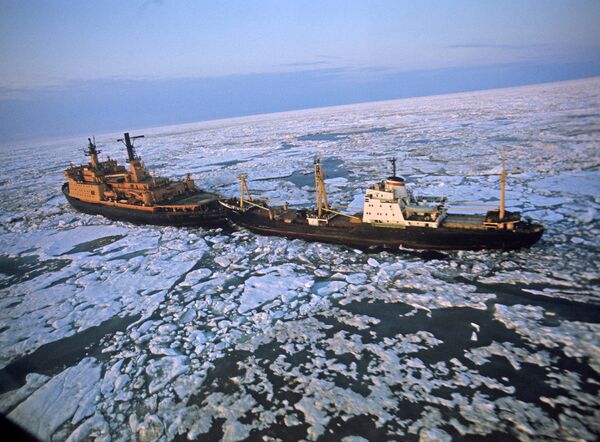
[84, 137, 100, 169]
[389, 157, 397, 177]
[118, 132, 145, 162]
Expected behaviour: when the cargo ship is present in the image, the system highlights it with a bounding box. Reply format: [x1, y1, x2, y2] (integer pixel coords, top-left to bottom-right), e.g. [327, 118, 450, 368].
[219, 158, 544, 251]
[63, 133, 226, 227]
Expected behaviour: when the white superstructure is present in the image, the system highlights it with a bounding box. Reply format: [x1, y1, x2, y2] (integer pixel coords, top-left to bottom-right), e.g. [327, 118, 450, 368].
[362, 176, 447, 228]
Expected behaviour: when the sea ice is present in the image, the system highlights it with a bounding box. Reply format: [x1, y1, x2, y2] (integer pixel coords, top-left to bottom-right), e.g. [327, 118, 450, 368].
[238, 270, 313, 313]
[146, 356, 189, 394]
[1, 77, 599, 441]
[0, 373, 49, 414]
[496, 304, 600, 374]
[8, 357, 101, 440]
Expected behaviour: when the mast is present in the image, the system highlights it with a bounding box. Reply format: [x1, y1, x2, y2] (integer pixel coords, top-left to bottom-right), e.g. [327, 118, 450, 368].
[499, 159, 506, 220]
[85, 137, 100, 169]
[314, 158, 329, 217]
[118, 132, 145, 162]
[118, 132, 146, 181]
[389, 157, 397, 177]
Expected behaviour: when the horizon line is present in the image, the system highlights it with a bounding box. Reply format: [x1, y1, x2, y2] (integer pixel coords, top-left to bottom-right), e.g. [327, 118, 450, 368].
[2, 74, 599, 148]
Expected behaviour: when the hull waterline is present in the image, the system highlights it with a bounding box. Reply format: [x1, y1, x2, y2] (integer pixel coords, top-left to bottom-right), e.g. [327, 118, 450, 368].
[227, 210, 543, 251]
[63, 183, 227, 227]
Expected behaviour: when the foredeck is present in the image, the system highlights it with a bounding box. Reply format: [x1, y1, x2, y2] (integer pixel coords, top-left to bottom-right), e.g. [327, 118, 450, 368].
[266, 207, 362, 226]
[160, 191, 219, 206]
[442, 214, 487, 229]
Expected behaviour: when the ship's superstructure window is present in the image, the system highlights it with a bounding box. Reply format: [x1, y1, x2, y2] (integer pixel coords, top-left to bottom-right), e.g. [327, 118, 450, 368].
[362, 177, 446, 228]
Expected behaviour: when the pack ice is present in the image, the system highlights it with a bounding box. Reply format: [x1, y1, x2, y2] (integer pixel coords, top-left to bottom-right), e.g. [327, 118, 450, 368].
[0, 77, 598, 441]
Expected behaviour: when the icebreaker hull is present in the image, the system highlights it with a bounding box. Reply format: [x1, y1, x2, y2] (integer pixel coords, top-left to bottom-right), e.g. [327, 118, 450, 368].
[63, 183, 227, 227]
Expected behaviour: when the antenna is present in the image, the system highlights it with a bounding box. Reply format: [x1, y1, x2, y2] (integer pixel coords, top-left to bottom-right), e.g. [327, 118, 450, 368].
[117, 132, 145, 162]
[83, 136, 101, 169]
[84, 137, 101, 156]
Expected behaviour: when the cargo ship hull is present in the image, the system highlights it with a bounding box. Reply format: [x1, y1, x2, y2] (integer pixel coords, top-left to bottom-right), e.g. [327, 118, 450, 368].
[227, 209, 543, 251]
[63, 183, 227, 227]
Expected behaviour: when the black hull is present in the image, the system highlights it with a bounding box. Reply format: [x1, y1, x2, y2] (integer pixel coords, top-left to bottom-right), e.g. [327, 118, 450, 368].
[62, 183, 227, 227]
[227, 210, 543, 251]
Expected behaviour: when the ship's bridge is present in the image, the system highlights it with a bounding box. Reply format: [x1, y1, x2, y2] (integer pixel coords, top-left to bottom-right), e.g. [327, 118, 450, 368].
[363, 177, 447, 228]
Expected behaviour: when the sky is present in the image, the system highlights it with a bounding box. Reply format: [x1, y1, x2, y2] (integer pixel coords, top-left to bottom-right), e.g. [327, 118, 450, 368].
[0, 0, 599, 142]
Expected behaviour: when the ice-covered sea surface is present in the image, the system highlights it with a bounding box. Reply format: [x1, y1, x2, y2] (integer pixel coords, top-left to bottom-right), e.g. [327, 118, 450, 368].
[1, 78, 599, 441]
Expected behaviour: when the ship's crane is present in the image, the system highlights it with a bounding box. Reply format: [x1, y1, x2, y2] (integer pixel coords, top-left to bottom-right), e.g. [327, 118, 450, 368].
[499, 159, 506, 220]
[236, 174, 273, 220]
[237, 173, 253, 206]
[314, 158, 329, 217]
[461, 160, 509, 220]
[431, 160, 511, 221]
[313, 157, 360, 222]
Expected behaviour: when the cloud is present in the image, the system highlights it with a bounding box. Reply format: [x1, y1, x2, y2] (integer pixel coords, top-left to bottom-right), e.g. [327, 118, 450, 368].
[279, 55, 344, 69]
[279, 61, 330, 68]
[315, 55, 343, 60]
[447, 43, 546, 50]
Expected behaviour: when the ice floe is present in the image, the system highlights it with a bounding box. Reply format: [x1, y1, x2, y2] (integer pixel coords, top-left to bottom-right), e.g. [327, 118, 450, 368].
[8, 358, 101, 440]
[0, 78, 599, 441]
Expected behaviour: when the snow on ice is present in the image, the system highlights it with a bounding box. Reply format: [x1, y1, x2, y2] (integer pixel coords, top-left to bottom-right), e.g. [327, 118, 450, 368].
[0, 78, 599, 440]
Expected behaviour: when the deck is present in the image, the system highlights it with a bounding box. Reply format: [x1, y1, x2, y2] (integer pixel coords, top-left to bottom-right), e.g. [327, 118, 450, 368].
[160, 191, 219, 206]
[442, 214, 487, 229]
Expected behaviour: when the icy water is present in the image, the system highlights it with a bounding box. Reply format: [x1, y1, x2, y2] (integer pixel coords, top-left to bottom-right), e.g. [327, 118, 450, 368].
[0, 78, 599, 441]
